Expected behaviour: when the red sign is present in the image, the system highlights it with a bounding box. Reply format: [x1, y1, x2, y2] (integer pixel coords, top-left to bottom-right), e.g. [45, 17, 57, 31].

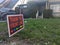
[7, 14, 24, 37]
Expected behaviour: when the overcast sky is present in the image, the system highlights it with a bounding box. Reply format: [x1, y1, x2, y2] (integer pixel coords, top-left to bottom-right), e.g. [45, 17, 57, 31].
[0, 0, 4, 3]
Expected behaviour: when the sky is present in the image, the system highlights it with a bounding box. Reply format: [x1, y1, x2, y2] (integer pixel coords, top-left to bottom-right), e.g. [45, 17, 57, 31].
[0, 0, 4, 3]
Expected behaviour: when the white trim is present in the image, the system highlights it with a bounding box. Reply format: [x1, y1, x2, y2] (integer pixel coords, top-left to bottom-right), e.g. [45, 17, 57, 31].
[7, 14, 24, 37]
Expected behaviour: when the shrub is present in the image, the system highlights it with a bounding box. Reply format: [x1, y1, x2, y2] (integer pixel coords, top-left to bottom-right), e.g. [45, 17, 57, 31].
[43, 9, 53, 18]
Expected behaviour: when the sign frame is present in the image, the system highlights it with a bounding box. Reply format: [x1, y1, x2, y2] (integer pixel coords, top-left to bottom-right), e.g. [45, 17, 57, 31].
[7, 14, 24, 37]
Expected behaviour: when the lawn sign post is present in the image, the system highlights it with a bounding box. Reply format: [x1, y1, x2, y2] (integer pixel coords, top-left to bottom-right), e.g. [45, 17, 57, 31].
[7, 14, 24, 37]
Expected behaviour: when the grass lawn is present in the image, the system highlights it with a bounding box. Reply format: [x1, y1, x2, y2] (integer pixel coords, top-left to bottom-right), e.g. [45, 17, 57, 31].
[0, 18, 60, 45]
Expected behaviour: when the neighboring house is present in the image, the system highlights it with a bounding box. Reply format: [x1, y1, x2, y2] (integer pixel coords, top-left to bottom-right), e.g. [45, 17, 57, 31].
[49, 0, 60, 17]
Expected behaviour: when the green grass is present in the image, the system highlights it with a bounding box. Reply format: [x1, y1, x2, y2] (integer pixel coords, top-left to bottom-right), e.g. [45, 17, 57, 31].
[0, 18, 60, 45]
[0, 22, 7, 32]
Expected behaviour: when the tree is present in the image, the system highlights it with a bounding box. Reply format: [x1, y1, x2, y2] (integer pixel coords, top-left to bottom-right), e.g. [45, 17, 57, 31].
[27, 1, 46, 18]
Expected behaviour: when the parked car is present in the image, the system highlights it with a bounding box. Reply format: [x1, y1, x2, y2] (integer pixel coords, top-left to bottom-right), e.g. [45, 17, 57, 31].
[0, 10, 16, 20]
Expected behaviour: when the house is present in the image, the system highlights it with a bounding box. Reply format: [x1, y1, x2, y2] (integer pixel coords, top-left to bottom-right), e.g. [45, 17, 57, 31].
[49, 0, 60, 17]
